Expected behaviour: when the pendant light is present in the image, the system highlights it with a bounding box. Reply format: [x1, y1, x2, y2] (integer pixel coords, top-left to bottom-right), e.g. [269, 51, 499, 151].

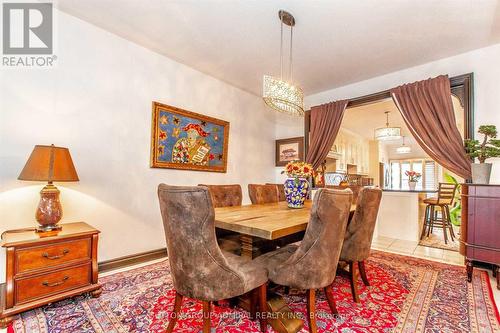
[396, 136, 412, 154]
[263, 10, 304, 116]
[374, 111, 401, 141]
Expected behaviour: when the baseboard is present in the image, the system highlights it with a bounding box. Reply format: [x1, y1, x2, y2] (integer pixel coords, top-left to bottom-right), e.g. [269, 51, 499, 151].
[98, 248, 168, 273]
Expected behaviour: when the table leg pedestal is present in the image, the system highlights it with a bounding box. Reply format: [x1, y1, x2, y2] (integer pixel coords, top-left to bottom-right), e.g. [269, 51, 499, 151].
[236, 291, 303, 333]
[240, 235, 255, 259]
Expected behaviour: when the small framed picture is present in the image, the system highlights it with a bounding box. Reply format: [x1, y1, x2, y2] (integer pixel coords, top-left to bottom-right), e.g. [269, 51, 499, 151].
[275, 137, 304, 166]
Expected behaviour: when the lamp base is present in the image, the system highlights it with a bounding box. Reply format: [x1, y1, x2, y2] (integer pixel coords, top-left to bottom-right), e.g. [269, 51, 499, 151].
[35, 224, 63, 233]
[36, 183, 63, 231]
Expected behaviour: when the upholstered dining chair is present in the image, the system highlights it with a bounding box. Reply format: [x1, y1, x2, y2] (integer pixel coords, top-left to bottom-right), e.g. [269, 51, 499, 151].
[198, 184, 244, 254]
[157, 184, 269, 333]
[248, 184, 280, 204]
[255, 188, 353, 333]
[265, 183, 286, 201]
[339, 187, 382, 303]
[198, 184, 242, 207]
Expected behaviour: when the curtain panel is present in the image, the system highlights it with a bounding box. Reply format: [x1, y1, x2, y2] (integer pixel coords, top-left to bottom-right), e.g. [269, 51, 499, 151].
[391, 75, 471, 179]
[306, 100, 348, 170]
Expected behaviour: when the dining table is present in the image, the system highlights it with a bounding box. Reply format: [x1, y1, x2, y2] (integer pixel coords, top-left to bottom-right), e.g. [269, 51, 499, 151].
[215, 200, 357, 258]
[214, 200, 357, 333]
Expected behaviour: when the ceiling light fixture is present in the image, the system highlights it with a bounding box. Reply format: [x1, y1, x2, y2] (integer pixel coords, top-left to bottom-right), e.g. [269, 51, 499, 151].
[374, 111, 401, 141]
[396, 136, 412, 154]
[263, 10, 304, 116]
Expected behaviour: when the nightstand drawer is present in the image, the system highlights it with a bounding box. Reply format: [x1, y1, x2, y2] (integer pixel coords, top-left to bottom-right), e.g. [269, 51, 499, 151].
[15, 263, 91, 304]
[16, 238, 91, 274]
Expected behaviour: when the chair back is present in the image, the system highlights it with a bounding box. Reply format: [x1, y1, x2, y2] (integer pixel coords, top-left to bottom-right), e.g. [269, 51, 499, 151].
[157, 184, 245, 301]
[340, 187, 382, 262]
[248, 184, 279, 204]
[437, 182, 457, 205]
[266, 183, 286, 201]
[198, 184, 242, 208]
[270, 188, 352, 289]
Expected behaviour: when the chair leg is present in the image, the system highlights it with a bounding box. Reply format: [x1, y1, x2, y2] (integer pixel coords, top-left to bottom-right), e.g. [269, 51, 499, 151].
[420, 205, 430, 240]
[358, 261, 370, 286]
[324, 285, 338, 315]
[445, 206, 456, 240]
[442, 207, 449, 244]
[166, 292, 183, 333]
[306, 289, 317, 333]
[257, 283, 268, 332]
[349, 261, 360, 303]
[250, 288, 258, 320]
[202, 301, 211, 333]
[427, 206, 434, 237]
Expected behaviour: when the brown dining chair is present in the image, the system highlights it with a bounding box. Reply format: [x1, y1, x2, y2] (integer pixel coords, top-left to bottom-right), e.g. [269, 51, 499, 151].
[266, 183, 286, 201]
[157, 184, 269, 333]
[248, 184, 280, 204]
[255, 188, 353, 333]
[198, 184, 242, 208]
[420, 183, 458, 244]
[339, 187, 382, 303]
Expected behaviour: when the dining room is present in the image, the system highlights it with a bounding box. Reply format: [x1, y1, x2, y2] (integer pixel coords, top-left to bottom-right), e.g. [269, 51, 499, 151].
[1, 1, 500, 333]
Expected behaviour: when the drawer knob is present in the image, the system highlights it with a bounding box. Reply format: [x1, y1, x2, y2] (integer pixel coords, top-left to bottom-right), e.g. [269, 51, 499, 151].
[42, 249, 69, 260]
[42, 276, 69, 287]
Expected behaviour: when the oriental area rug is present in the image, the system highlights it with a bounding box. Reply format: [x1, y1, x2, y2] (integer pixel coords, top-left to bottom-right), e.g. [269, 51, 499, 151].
[8, 251, 500, 333]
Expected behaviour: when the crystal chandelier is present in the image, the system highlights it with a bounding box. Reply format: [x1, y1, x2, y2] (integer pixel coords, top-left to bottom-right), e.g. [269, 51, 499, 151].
[396, 136, 412, 154]
[374, 111, 401, 141]
[263, 10, 304, 116]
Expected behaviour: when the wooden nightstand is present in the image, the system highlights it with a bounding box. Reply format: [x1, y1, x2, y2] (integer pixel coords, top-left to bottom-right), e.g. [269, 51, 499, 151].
[0, 222, 101, 328]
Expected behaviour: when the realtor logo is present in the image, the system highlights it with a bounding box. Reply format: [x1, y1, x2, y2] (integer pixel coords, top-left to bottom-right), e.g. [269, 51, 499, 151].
[3, 2, 53, 54]
[2, 2, 56, 67]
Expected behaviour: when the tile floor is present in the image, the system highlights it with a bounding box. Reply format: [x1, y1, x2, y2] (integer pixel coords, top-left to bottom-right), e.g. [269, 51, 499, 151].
[372, 236, 500, 304]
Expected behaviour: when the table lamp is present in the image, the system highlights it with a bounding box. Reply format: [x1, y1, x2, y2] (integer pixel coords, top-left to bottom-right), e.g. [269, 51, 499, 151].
[18, 144, 79, 232]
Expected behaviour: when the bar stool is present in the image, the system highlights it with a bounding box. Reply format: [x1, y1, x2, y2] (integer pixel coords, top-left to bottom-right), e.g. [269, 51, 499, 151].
[420, 183, 458, 244]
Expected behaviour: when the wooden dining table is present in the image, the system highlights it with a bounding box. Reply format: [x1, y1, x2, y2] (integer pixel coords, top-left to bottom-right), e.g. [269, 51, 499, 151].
[215, 200, 357, 259]
[214, 200, 357, 333]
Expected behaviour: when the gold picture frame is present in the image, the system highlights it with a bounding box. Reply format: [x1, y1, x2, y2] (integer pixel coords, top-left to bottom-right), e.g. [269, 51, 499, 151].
[150, 102, 229, 172]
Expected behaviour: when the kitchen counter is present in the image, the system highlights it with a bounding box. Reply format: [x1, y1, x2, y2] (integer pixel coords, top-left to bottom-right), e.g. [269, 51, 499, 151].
[376, 190, 431, 242]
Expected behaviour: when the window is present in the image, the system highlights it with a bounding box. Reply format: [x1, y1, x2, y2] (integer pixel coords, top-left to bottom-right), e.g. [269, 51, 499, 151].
[389, 159, 437, 189]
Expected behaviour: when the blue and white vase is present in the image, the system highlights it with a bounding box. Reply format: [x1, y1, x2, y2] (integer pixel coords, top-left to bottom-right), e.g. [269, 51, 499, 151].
[284, 177, 310, 209]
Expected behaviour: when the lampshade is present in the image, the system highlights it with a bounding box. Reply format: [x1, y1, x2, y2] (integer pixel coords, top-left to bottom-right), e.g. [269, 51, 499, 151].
[374, 127, 402, 141]
[263, 75, 304, 116]
[396, 145, 411, 154]
[18, 144, 79, 182]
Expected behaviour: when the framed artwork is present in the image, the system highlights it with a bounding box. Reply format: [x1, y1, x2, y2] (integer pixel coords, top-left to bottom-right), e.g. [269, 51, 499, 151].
[275, 137, 304, 166]
[150, 102, 229, 172]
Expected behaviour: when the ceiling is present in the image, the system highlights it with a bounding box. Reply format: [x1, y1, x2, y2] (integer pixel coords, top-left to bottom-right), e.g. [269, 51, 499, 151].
[56, 1, 500, 96]
[342, 96, 463, 159]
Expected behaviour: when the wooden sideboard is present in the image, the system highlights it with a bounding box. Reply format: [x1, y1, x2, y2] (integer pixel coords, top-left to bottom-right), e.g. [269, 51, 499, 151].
[460, 184, 500, 289]
[0, 222, 101, 328]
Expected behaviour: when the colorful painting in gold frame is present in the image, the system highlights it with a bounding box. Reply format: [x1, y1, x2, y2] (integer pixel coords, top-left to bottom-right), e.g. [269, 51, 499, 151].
[150, 102, 229, 172]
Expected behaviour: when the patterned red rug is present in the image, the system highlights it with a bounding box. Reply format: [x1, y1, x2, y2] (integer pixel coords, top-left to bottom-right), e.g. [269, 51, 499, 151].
[8, 250, 500, 332]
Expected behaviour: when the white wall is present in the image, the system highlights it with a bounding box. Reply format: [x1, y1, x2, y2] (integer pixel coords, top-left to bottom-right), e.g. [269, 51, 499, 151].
[0, 11, 278, 281]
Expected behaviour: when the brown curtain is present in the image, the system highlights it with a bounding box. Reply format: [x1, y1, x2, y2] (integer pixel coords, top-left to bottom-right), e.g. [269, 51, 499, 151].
[306, 100, 349, 170]
[391, 75, 471, 179]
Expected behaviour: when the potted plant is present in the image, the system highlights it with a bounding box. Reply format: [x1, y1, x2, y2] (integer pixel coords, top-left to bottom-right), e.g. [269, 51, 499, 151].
[281, 161, 314, 208]
[444, 173, 461, 226]
[464, 125, 500, 184]
[405, 170, 421, 190]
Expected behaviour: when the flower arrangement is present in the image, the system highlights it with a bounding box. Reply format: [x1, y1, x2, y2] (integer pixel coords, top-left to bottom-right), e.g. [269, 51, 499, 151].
[405, 170, 421, 182]
[282, 161, 314, 179]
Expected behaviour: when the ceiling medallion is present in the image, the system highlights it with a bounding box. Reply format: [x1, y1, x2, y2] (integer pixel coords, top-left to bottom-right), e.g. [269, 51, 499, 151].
[262, 10, 304, 116]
